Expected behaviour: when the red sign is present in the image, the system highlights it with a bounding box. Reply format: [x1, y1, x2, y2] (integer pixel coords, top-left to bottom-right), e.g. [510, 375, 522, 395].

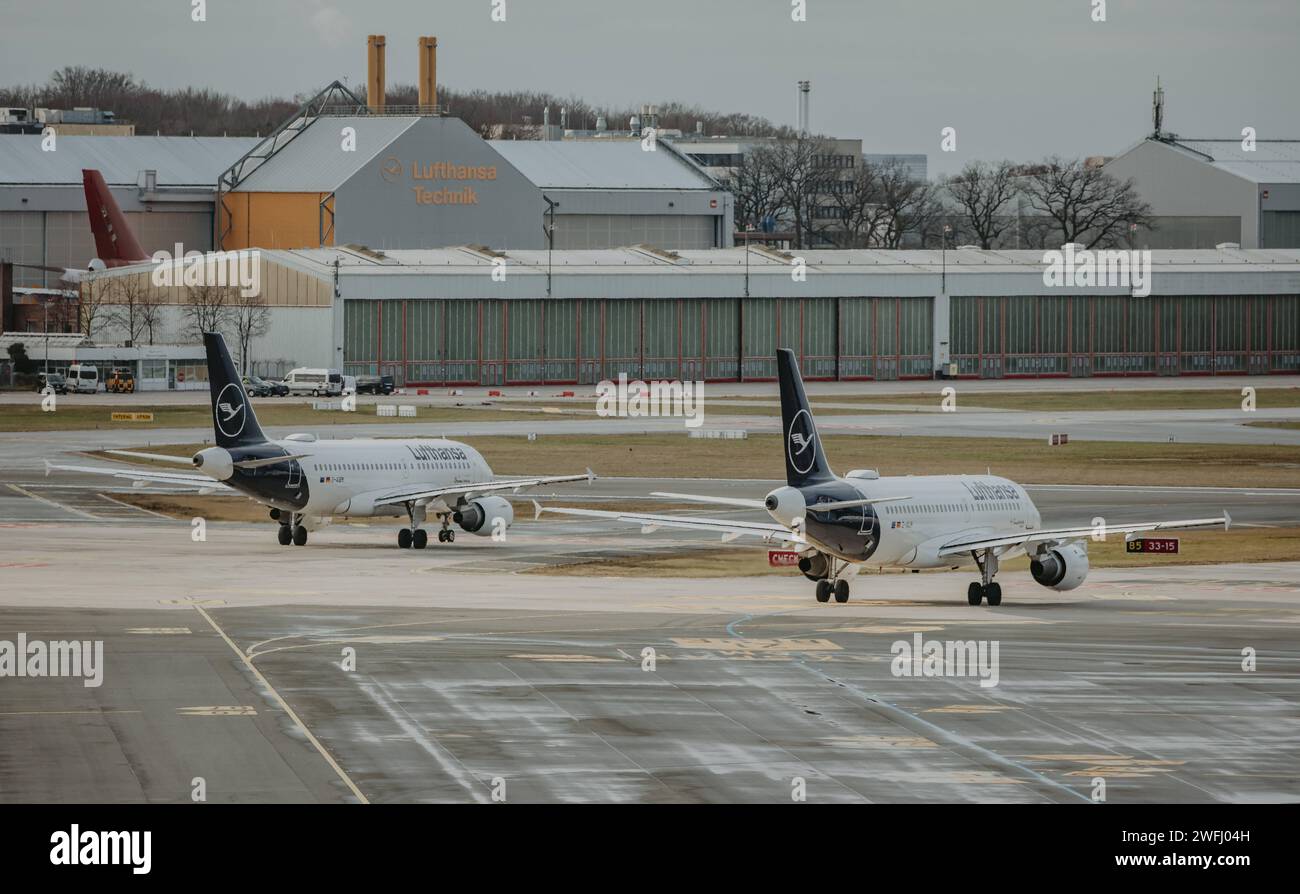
[1127, 537, 1179, 554]
[768, 550, 800, 567]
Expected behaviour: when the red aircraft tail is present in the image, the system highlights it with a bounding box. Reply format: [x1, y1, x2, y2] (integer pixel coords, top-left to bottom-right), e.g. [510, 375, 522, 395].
[82, 169, 149, 266]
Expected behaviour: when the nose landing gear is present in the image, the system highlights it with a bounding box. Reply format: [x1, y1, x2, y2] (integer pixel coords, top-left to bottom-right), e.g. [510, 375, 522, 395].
[813, 558, 852, 603]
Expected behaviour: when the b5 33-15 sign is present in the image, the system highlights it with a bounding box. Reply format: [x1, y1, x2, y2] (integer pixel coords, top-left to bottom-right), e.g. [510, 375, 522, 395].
[1127, 537, 1179, 554]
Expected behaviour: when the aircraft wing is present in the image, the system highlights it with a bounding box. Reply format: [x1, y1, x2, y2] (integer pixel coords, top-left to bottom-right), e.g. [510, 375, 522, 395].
[372, 469, 595, 508]
[651, 490, 912, 512]
[936, 513, 1230, 558]
[45, 460, 234, 493]
[534, 501, 806, 546]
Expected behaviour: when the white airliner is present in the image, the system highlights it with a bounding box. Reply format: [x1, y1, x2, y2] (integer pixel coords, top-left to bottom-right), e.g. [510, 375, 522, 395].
[538, 348, 1229, 606]
[50, 332, 593, 548]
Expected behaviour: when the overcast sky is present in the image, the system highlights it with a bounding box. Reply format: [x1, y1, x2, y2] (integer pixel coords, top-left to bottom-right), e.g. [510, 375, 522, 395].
[2, 0, 1297, 175]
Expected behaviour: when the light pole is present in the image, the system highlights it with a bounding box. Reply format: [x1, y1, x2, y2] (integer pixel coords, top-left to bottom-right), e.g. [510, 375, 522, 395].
[941, 223, 952, 293]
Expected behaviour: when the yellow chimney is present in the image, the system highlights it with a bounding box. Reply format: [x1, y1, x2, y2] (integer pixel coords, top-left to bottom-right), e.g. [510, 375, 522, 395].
[367, 34, 386, 112]
[418, 36, 438, 109]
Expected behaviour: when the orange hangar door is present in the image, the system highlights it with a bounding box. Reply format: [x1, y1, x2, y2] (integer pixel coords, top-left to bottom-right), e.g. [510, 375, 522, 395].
[221, 192, 334, 251]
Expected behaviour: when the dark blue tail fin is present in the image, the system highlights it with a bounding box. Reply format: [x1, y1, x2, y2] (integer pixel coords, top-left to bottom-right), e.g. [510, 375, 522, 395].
[777, 348, 833, 487]
[204, 332, 268, 449]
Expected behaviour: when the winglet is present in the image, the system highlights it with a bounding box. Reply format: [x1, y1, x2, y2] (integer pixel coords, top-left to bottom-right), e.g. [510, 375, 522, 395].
[586, 467, 595, 484]
[532, 499, 544, 520]
[44, 459, 52, 478]
[1224, 510, 1232, 532]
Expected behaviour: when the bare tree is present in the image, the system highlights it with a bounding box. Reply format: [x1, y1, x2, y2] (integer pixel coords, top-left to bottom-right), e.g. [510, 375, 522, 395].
[944, 161, 1021, 249]
[104, 275, 152, 344]
[77, 278, 111, 341]
[182, 284, 233, 343]
[720, 150, 785, 235]
[230, 292, 272, 374]
[763, 136, 835, 249]
[137, 290, 165, 345]
[870, 164, 946, 249]
[1021, 157, 1154, 249]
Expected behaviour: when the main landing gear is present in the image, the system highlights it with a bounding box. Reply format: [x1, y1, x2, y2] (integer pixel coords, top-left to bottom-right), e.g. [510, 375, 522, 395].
[813, 557, 852, 604]
[276, 512, 308, 546]
[397, 503, 454, 549]
[967, 549, 1002, 606]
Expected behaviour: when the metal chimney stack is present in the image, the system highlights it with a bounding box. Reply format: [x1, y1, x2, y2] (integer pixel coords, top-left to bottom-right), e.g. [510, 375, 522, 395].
[797, 80, 811, 134]
[367, 35, 387, 112]
[418, 36, 437, 109]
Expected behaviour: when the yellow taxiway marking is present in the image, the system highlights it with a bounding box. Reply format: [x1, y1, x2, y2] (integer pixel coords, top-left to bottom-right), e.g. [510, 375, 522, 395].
[7, 483, 98, 520]
[96, 492, 172, 519]
[192, 603, 369, 804]
[177, 705, 258, 716]
[0, 709, 142, 716]
[923, 704, 1021, 715]
[673, 637, 842, 652]
[822, 734, 939, 749]
[507, 653, 620, 663]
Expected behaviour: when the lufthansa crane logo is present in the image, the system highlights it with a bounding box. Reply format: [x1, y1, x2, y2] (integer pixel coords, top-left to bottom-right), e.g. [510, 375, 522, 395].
[786, 408, 817, 475]
[379, 155, 403, 183]
[215, 382, 246, 439]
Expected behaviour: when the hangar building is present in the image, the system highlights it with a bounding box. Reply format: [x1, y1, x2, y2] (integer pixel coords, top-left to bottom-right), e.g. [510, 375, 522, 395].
[81, 245, 1300, 387]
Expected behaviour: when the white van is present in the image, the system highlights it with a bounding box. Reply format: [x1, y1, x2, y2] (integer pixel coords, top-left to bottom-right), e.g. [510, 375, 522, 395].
[67, 363, 99, 393]
[283, 367, 343, 397]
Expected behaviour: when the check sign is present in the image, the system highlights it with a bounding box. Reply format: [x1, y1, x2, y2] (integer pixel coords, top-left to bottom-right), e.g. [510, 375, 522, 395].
[768, 550, 800, 567]
[1127, 537, 1179, 554]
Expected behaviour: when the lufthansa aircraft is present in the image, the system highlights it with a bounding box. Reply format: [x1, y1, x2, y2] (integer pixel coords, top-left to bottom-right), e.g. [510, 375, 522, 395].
[51, 332, 593, 548]
[538, 349, 1228, 605]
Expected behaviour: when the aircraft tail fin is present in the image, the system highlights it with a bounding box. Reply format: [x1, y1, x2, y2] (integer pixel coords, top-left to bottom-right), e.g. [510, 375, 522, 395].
[204, 332, 268, 449]
[777, 348, 833, 487]
[82, 169, 148, 265]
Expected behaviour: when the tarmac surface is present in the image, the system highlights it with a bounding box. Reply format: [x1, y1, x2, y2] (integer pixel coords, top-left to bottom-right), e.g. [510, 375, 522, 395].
[1, 521, 1297, 804]
[3, 375, 1297, 803]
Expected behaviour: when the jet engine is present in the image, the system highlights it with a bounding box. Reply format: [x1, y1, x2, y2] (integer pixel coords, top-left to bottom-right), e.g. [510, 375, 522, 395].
[454, 496, 514, 537]
[797, 551, 829, 582]
[764, 485, 806, 527]
[192, 446, 233, 480]
[1030, 541, 1089, 591]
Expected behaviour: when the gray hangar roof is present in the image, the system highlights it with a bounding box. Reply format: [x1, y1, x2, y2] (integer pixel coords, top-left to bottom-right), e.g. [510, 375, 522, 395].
[0, 134, 259, 186]
[230, 115, 422, 192]
[488, 140, 719, 190]
[250, 245, 1300, 302]
[1160, 138, 1300, 185]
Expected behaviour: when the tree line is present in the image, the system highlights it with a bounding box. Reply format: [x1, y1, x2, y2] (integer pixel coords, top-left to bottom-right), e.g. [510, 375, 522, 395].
[722, 136, 1154, 251]
[0, 66, 791, 140]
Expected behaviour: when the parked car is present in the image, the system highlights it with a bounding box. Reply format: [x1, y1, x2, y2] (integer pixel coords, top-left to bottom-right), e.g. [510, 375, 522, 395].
[355, 374, 396, 395]
[242, 374, 275, 398]
[35, 372, 68, 394]
[66, 363, 99, 393]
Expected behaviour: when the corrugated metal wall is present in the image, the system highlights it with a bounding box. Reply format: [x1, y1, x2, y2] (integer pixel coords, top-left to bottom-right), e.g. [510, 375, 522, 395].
[342, 296, 934, 385]
[950, 294, 1300, 377]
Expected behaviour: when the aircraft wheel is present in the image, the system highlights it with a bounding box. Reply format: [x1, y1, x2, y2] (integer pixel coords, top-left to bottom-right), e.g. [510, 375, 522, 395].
[277, 524, 291, 546]
[815, 580, 831, 603]
[967, 582, 983, 606]
[292, 525, 308, 546]
[834, 580, 850, 603]
[412, 529, 428, 549]
[446, 530, 455, 543]
[985, 583, 1002, 606]
[398, 528, 412, 549]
